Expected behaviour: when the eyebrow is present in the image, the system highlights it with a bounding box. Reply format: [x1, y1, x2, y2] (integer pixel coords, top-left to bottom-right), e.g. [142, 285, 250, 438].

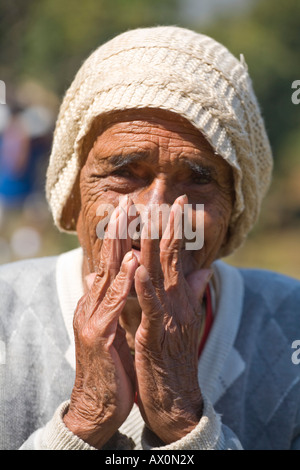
[100, 153, 148, 168]
[178, 157, 216, 177]
[97, 152, 216, 176]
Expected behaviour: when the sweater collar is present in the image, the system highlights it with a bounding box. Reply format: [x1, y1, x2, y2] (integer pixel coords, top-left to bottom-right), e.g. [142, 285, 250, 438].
[56, 247, 84, 369]
[198, 260, 245, 404]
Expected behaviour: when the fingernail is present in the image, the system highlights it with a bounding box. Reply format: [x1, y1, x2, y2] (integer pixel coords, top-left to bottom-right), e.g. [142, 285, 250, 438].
[179, 194, 188, 203]
[119, 194, 128, 207]
[124, 250, 134, 262]
[172, 194, 187, 209]
[138, 265, 149, 282]
[110, 205, 120, 222]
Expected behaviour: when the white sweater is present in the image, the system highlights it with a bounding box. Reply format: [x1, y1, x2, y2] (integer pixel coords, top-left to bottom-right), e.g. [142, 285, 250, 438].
[1, 248, 300, 450]
[25, 248, 245, 450]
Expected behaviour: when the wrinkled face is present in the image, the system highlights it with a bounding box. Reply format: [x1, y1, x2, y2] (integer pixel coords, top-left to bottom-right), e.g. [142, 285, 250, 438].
[76, 108, 234, 276]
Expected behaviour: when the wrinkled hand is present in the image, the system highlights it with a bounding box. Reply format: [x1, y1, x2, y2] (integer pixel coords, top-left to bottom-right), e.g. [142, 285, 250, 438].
[63, 198, 138, 449]
[134, 195, 212, 444]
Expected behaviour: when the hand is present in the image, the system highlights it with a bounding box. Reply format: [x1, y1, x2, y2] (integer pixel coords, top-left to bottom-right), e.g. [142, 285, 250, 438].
[63, 198, 139, 449]
[134, 195, 212, 444]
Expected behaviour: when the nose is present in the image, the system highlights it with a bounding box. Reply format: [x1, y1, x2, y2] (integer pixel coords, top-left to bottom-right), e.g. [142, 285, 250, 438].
[137, 176, 171, 206]
[132, 177, 174, 241]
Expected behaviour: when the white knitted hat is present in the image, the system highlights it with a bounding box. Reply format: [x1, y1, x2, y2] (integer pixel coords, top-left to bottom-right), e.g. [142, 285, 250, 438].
[46, 26, 273, 257]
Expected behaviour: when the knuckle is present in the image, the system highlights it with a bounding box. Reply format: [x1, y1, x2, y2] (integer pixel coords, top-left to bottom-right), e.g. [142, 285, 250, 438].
[105, 283, 120, 302]
[171, 256, 180, 271]
[79, 325, 93, 344]
[76, 293, 88, 309]
[78, 323, 104, 348]
[164, 278, 179, 291]
[73, 295, 88, 329]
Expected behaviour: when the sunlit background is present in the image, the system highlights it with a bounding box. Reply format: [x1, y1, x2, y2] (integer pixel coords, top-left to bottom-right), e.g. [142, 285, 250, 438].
[0, 0, 299, 278]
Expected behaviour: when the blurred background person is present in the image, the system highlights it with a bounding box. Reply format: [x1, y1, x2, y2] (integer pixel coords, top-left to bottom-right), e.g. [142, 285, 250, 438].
[0, 104, 31, 208]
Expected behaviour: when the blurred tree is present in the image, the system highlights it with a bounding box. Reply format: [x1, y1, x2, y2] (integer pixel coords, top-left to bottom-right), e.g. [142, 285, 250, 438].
[0, 0, 179, 97]
[1, 0, 298, 172]
[203, 0, 300, 172]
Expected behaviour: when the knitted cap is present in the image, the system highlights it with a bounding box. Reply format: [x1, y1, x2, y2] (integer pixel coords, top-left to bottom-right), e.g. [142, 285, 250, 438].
[46, 26, 273, 257]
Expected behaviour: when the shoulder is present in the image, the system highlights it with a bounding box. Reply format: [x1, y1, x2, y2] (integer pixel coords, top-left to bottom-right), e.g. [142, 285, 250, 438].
[0, 255, 58, 306]
[233, 265, 300, 346]
[238, 266, 300, 308]
[0, 254, 58, 282]
[239, 265, 300, 292]
[215, 260, 300, 304]
[0, 255, 60, 333]
[214, 261, 300, 337]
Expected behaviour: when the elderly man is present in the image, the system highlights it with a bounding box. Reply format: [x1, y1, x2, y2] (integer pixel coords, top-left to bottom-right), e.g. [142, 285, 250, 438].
[0, 26, 300, 450]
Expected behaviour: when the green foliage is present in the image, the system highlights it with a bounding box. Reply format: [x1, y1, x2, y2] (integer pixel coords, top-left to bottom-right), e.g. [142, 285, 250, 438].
[0, 0, 178, 95]
[202, 0, 300, 169]
[0, 0, 298, 171]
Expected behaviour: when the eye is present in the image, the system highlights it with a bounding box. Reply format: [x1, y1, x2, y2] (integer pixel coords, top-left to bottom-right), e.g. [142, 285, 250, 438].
[191, 171, 212, 185]
[111, 165, 153, 183]
[111, 168, 133, 178]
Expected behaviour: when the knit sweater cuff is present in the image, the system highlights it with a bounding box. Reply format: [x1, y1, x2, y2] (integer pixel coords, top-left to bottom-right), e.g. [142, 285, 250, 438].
[141, 395, 225, 450]
[40, 401, 97, 450]
[40, 401, 136, 450]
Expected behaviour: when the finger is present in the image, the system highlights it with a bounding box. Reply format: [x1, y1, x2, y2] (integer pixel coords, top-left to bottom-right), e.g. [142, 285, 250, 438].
[94, 196, 133, 300]
[118, 195, 136, 260]
[101, 196, 132, 279]
[134, 265, 163, 341]
[82, 198, 135, 324]
[140, 212, 164, 290]
[97, 203, 120, 283]
[160, 195, 186, 289]
[95, 250, 139, 346]
[80, 249, 136, 327]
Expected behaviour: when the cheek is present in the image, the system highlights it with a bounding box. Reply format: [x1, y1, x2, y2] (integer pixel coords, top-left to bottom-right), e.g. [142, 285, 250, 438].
[76, 179, 121, 261]
[79, 177, 117, 227]
[187, 198, 231, 245]
[181, 199, 232, 272]
[203, 199, 232, 249]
